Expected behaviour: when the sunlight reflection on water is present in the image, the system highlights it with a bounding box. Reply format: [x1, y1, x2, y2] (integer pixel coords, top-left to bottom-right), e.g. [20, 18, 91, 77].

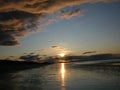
[61, 63, 66, 90]
[0, 62, 120, 90]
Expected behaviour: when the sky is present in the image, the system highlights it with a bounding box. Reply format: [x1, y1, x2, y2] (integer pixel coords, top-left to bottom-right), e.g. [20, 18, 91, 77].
[0, 0, 120, 59]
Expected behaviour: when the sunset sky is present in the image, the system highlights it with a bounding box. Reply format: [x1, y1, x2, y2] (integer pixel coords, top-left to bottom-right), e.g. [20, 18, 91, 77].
[0, 0, 120, 59]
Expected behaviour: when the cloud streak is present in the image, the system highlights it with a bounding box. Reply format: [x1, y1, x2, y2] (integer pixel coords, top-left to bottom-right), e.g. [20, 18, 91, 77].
[83, 51, 96, 54]
[51, 45, 71, 54]
[60, 8, 82, 19]
[0, 0, 118, 46]
[19, 54, 41, 62]
[51, 45, 65, 50]
[65, 53, 120, 61]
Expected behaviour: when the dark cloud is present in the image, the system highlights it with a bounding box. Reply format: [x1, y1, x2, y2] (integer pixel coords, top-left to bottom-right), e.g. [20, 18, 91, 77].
[0, 0, 118, 46]
[0, 30, 20, 46]
[66, 53, 120, 61]
[83, 51, 96, 54]
[0, 11, 44, 46]
[51, 45, 64, 50]
[88, 54, 113, 60]
[19, 54, 41, 61]
[19, 53, 56, 63]
[51, 46, 58, 48]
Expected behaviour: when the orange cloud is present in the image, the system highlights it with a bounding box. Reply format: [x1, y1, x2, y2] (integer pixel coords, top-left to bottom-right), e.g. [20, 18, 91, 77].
[0, 0, 119, 46]
[60, 8, 83, 19]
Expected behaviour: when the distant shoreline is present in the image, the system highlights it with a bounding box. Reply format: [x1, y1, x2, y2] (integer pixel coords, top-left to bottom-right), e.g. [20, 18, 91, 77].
[0, 59, 120, 74]
[0, 60, 54, 73]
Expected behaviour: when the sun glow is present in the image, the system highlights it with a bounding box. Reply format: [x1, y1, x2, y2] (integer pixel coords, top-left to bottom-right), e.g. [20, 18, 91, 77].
[59, 53, 65, 57]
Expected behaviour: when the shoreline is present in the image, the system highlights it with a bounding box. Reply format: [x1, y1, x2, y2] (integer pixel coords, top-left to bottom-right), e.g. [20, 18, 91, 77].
[0, 60, 54, 73]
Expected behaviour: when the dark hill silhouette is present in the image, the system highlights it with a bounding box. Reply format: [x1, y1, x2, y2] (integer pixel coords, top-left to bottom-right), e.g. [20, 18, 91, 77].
[0, 60, 53, 73]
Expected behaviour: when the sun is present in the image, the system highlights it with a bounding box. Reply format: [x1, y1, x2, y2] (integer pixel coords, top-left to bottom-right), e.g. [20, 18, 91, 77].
[59, 53, 65, 57]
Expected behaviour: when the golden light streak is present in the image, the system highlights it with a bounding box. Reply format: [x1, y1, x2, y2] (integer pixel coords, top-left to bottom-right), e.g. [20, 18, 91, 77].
[61, 63, 66, 88]
[61, 63, 65, 79]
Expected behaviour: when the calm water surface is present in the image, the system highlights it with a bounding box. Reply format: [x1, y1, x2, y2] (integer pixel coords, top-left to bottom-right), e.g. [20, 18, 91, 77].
[0, 62, 120, 90]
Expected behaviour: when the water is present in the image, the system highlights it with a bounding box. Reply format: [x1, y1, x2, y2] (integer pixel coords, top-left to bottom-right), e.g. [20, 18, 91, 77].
[0, 62, 120, 90]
